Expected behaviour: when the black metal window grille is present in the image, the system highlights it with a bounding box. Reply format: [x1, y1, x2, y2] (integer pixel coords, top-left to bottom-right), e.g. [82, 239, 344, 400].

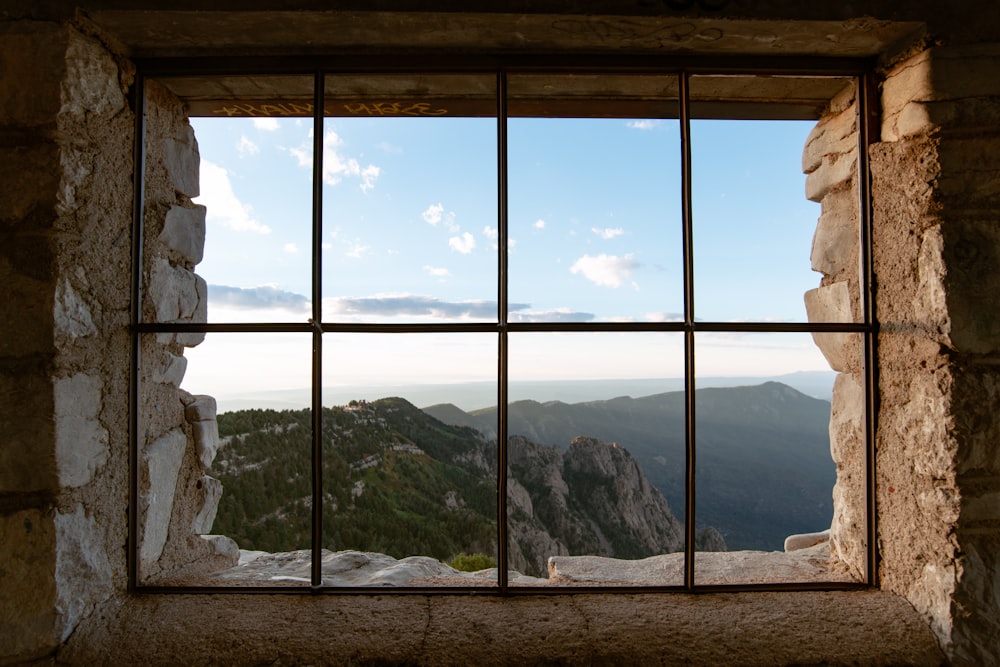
[130, 56, 878, 594]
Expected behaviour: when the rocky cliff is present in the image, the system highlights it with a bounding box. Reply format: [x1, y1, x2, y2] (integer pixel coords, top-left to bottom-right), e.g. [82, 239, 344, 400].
[507, 435, 685, 575]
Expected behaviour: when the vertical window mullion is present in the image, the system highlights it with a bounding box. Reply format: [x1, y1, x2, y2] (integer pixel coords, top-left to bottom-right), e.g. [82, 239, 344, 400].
[310, 70, 325, 590]
[857, 72, 879, 588]
[496, 69, 510, 592]
[128, 71, 147, 592]
[679, 71, 697, 591]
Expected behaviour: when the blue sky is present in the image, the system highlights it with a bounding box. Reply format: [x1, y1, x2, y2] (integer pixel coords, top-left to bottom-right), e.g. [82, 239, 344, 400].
[181, 112, 832, 405]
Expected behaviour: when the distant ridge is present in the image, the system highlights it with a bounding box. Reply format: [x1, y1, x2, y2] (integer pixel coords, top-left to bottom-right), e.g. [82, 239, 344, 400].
[424, 381, 834, 551]
[210, 371, 836, 413]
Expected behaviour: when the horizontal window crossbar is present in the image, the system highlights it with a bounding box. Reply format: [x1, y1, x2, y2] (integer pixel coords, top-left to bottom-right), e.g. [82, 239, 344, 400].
[135, 321, 870, 334]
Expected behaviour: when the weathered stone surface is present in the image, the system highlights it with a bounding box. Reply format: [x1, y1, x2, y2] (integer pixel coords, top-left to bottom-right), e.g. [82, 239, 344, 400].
[140, 428, 187, 570]
[938, 219, 1000, 355]
[0, 24, 66, 126]
[54, 505, 112, 642]
[60, 33, 125, 120]
[804, 281, 861, 372]
[191, 475, 223, 534]
[176, 274, 207, 348]
[54, 277, 96, 342]
[200, 534, 241, 565]
[802, 102, 856, 175]
[828, 372, 867, 578]
[184, 394, 217, 422]
[184, 394, 219, 468]
[805, 151, 856, 203]
[164, 123, 200, 198]
[548, 543, 853, 586]
[810, 190, 858, 278]
[159, 204, 206, 266]
[784, 530, 830, 552]
[0, 510, 58, 662]
[153, 351, 188, 386]
[952, 535, 1000, 666]
[0, 371, 56, 493]
[54, 373, 108, 488]
[212, 550, 544, 587]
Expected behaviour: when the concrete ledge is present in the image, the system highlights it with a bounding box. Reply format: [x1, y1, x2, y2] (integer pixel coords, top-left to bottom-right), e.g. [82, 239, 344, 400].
[60, 590, 944, 666]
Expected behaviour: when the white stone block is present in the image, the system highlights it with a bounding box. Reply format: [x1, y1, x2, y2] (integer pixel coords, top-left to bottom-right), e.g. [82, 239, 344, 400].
[159, 204, 206, 265]
[153, 351, 188, 387]
[810, 205, 858, 278]
[177, 274, 207, 348]
[191, 475, 224, 534]
[140, 428, 187, 570]
[164, 123, 200, 198]
[184, 394, 217, 422]
[54, 278, 96, 341]
[200, 534, 240, 560]
[805, 151, 857, 203]
[802, 105, 856, 175]
[61, 34, 125, 119]
[192, 420, 220, 470]
[804, 282, 861, 372]
[784, 529, 830, 552]
[54, 373, 108, 488]
[54, 504, 112, 642]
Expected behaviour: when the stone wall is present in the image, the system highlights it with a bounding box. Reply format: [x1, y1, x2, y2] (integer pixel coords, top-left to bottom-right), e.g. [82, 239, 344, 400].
[4, 5, 1000, 666]
[873, 44, 1000, 666]
[0, 21, 133, 660]
[137, 79, 235, 582]
[801, 81, 867, 581]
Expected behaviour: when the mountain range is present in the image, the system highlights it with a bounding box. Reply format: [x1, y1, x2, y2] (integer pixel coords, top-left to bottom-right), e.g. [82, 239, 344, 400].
[425, 381, 834, 551]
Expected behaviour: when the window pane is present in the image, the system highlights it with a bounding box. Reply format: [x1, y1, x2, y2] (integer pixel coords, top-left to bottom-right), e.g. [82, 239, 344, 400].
[693, 332, 862, 585]
[322, 75, 498, 324]
[322, 333, 498, 587]
[507, 74, 683, 324]
[146, 75, 315, 324]
[139, 332, 313, 586]
[508, 332, 685, 586]
[690, 112, 835, 323]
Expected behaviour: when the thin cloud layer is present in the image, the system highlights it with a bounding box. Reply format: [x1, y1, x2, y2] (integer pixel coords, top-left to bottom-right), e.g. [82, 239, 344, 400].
[592, 227, 624, 240]
[209, 285, 309, 311]
[196, 161, 271, 234]
[570, 253, 639, 288]
[327, 294, 592, 322]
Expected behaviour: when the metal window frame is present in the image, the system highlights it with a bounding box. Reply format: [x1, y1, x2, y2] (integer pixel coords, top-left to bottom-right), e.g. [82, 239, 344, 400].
[130, 54, 878, 595]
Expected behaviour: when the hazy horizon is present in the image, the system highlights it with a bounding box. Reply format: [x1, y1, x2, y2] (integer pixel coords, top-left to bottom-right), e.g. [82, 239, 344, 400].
[207, 370, 836, 414]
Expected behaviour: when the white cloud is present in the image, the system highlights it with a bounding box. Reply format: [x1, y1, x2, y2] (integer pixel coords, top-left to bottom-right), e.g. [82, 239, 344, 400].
[423, 203, 458, 231]
[346, 241, 371, 258]
[449, 232, 476, 254]
[286, 130, 381, 193]
[592, 226, 624, 240]
[534, 219, 546, 230]
[570, 253, 639, 288]
[423, 265, 452, 280]
[195, 161, 271, 234]
[253, 117, 281, 131]
[627, 120, 661, 130]
[237, 135, 259, 157]
[283, 243, 298, 254]
[321, 242, 333, 250]
[423, 203, 445, 225]
[645, 311, 684, 322]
